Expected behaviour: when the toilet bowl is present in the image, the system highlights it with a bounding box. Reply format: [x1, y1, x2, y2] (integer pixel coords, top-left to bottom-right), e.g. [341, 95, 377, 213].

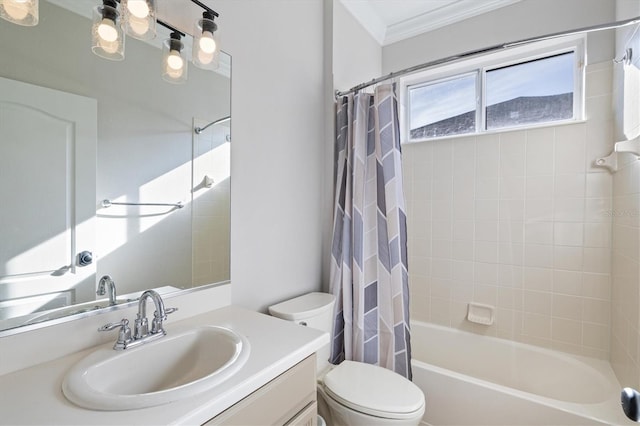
[269, 292, 425, 426]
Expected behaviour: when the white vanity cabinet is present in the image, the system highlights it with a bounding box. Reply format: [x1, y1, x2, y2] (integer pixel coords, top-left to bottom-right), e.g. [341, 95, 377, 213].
[206, 354, 317, 426]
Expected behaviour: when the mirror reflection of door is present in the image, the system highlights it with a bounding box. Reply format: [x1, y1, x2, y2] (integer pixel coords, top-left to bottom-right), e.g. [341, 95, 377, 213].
[0, 76, 97, 322]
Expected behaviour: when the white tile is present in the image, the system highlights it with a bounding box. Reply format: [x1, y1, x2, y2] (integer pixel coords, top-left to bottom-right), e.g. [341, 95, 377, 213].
[452, 240, 474, 261]
[475, 221, 498, 242]
[475, 199, 500, 221]
[524, 244, 554, 268]
[476, 134, 500, 178]
[552, 293, 582, 320]
[554, 198, 585, 222]
[474, 262, 498, 285]
[498, 243, 524, 266]
[432, 258, 453, 279]
[498, 221, 524, 243]
[526, 127, 555, 176]
[526, 176, 554, 199]
[524, 290, 552, 315]
[583, 223, 611, 248]
[432, 220, 452, 240]
[523, 313, 552, 339]
[554, 222, 584, 246]
[552, 318, 582, 345]
[453, 221, 474, 241]
[475, 177, 499, 199]
[475, 241, 498, 263]
[453, 197, 475, 220]
[433, 178, 453, 200]
[553, 246, 583, 271]
[499, 131, 527, 177]
[554, 174, 586, 198]
[583, 247, 611, 274]
[525, 199, 554, 222]
[499, 200, 525, 222]
[586, 172, 612, 198]
[585, 197, 612, 223]
[451, 260, 474, 282]
[524, 222, 553, 245]
[498, 264, 523, 288]
[553, 270, 582, 296]
[523, 267, 553, 292]
[500, 176, 526, 199]
[555, 125, 587, 174]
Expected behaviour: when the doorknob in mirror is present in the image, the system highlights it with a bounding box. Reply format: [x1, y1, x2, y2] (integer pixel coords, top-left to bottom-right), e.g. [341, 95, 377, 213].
[77, 251, 93, 266]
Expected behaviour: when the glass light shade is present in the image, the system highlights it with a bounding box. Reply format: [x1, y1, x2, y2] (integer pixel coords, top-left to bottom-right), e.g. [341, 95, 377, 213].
[162, 35, 187, 84]
[192, 15, 220, 71]
[91, 4, 124, 61]
[122, 0, 155, 41]
[0, 0, 38, 26]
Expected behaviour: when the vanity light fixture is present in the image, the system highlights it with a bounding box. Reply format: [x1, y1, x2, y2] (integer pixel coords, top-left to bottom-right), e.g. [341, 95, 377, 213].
[122, 0, 155, 41]
[162, 29, 188, 84]
[91, 0, 125, 61]
[0, 0, 38, 26]
[192, 10, 219, 70]
[79, 0, 221, 81]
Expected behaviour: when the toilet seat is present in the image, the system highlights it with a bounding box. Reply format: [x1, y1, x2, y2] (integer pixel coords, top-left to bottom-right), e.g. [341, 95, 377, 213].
[322, 361, 425, 420]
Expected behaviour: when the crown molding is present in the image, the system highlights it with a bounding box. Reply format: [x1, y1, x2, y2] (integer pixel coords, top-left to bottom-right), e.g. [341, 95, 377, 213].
[384, 0, 521, 45]
[340, 0, 521, 47]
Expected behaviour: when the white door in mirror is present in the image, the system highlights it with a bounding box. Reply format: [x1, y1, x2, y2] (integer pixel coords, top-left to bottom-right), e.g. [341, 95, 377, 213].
[0, 76, 97, 321]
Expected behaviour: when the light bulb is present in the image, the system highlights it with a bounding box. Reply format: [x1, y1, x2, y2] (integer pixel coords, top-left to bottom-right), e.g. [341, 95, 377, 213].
[126, 0, 149, 18]
[3, 0, 30, 20]
[98, 37, 119, 54]
[167, 50, 184, 71]
[197, 49, 214, 65]
[97, 18, 118, 42]
[198, 31, 216, 54]
[128, 15, 149, 35]
[165, 58, 184, 79]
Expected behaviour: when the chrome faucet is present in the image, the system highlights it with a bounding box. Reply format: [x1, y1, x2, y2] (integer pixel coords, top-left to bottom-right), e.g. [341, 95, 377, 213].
[99, 289, 177, 350]
[134, 289, 174, 339]
[97, 275, 117, 306]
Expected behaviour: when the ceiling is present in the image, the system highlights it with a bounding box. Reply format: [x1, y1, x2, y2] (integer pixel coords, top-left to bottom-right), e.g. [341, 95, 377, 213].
[340, 0, 521, 46]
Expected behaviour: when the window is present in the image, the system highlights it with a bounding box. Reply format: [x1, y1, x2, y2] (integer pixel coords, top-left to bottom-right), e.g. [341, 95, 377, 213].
[485, 52, 575, 130]
[401, 36, 585, 142]
[409, 73, 477, 139]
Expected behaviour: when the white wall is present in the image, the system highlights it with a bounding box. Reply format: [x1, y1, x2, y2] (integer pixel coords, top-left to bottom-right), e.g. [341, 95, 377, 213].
[382, 0, 615, 74]
[332, 0, 382, 93]
[214, 0, 327, 311]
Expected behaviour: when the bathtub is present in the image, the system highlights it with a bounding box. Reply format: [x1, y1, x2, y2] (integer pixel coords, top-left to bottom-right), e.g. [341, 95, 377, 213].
[409, 321, 632, 425]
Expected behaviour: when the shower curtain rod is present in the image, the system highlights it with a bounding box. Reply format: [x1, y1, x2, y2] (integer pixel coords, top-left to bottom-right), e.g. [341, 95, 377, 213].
[335, 15, 640, 98]
[194, 115, 231, 134]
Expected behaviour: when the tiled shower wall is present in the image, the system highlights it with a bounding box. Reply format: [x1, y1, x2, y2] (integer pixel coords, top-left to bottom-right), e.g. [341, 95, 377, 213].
[403, 61, 615, 359]
[611, 20, 640, 388]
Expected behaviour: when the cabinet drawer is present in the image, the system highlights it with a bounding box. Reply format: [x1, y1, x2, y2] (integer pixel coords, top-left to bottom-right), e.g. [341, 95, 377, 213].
[205, 354, 316, 425]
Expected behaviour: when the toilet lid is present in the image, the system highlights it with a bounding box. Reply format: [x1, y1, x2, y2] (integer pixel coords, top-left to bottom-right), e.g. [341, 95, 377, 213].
[323, 361, 425, 420]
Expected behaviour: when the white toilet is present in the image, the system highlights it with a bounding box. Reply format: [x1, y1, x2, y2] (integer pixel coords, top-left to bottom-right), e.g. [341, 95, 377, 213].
[269, 292, 425, 426]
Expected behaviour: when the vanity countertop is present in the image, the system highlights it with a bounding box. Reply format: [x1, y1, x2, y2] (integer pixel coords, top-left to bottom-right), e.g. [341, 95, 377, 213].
[0, 305, 328, 425]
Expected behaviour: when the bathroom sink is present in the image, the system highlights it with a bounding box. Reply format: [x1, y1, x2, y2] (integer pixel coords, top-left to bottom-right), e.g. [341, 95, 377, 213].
[62, 325, 250, 410]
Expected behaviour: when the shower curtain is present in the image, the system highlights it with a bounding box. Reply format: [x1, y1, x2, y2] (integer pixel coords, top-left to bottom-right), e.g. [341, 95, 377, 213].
[329, 84, 412, 379]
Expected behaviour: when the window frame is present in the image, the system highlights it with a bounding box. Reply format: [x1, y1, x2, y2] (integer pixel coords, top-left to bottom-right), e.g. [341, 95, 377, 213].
[399, 34, 586, 144]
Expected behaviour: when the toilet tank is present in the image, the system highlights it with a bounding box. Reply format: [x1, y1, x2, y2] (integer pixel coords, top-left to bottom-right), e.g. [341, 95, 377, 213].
[268, 292, 336, 333]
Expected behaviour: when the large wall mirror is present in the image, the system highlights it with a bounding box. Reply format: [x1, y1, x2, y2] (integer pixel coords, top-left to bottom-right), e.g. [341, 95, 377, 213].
[0, 0, 231, 333]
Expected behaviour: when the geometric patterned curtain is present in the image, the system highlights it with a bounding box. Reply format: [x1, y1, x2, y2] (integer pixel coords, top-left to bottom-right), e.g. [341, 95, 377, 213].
[329, 83, 412, 379]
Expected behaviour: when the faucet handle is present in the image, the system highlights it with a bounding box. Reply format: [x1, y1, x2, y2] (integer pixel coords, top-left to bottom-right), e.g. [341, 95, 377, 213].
[98, 319, 132, 350]
[151, 307, 178, 334]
